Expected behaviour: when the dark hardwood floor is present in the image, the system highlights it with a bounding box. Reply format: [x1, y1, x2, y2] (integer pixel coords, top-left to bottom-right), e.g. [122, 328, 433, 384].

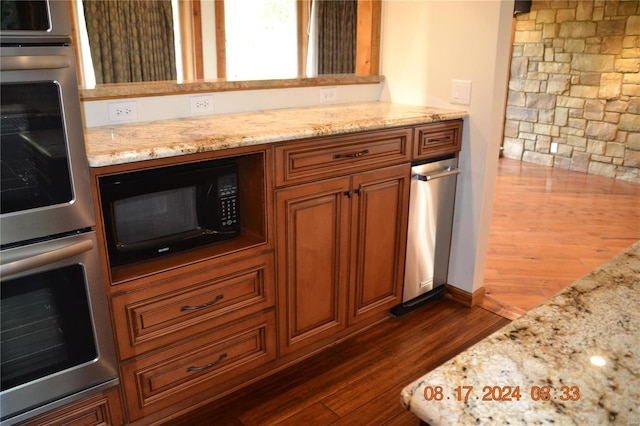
[167, 300, 509, 425]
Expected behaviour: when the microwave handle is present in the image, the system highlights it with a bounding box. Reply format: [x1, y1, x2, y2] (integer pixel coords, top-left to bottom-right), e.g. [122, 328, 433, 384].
[0, 239, 94, 279]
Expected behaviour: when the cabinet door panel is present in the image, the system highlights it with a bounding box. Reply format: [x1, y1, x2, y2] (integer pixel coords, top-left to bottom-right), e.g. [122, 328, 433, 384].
[350, 164, 410, 325]
[276, 177, 351, 356]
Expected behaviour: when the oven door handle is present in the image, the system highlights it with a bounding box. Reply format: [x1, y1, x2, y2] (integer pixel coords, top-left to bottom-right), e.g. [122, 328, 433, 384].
[0, 239, 94, 279]
[0, 55, 71, 71]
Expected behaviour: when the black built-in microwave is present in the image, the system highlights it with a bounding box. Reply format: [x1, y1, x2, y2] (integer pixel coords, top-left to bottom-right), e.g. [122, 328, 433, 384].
[99, 158, 240, 266]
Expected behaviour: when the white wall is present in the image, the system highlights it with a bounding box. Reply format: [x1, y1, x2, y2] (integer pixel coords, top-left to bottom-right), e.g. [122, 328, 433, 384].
[380, 0, 514, 294]
[82, 83, 383, 127]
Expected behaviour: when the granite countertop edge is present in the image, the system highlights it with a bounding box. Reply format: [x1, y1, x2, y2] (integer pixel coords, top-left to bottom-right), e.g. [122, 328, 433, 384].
[83, 102, 468, 167]
[400, 240, 640, 425]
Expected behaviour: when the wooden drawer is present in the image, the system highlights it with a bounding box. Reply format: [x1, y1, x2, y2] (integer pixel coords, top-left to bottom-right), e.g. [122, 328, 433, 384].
[274, 128, 411, 187]
[111, 252, 274, 360]
[121, 310, 276, 421]
[17, 387, 124, 426]
[413, 119, 463, 160]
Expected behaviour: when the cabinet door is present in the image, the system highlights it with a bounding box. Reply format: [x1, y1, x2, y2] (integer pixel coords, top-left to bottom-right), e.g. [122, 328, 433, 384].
[276, 177, 351, 356]
[349, 164, 410, 325]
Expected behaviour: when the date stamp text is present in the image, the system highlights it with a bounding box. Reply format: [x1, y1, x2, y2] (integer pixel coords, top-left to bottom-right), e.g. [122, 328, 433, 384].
[423, 385, 581, 402]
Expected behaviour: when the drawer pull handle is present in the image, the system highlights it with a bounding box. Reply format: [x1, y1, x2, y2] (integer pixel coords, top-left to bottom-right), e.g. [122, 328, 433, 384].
[181, 294, 224, 311]
[186, 353, 228, 372]
[427, 137, 451, 144]
[333, 149, 369, 159]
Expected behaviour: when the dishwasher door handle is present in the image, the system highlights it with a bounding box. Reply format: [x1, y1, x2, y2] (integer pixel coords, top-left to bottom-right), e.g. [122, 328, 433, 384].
[413, 166, 460, 181]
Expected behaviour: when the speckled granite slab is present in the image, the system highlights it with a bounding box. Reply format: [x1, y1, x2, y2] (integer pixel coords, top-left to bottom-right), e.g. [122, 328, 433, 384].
[401, 241, 640, 425]
[83, 102, 466, 167]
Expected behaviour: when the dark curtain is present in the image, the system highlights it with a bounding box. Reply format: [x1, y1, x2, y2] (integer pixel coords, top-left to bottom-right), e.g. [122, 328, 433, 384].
[317, 0, 357, 74]
[83, 0, 176, 84]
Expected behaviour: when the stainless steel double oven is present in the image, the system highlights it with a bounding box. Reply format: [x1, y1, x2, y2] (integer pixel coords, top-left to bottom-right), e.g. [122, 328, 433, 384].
[1, 2, 117, 424]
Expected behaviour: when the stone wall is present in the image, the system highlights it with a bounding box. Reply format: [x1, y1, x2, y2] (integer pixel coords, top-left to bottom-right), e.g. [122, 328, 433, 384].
[503, 0, 640, 183]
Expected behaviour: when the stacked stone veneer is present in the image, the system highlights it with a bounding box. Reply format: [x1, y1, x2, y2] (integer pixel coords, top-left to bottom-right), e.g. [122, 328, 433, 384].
[503, 0, 640, 183]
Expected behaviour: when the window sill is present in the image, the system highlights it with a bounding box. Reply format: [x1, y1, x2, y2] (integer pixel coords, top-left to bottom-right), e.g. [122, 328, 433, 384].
[80, 75, 384, 101]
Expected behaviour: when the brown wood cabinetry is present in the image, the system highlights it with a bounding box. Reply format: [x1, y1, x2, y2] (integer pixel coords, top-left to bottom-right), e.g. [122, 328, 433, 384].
[413, 119, 463, 161]
[110, 253, 275, 360]
[275, 127, 411, 187]
[121, 310, 276, 421]
[88, 147, 277, 423]
[275, 130, 411, 357]
[16, 387, 124, 426]
[72, 120, 461, 424]
[275, 177, 351, 355]
[348, 165, 410, 326]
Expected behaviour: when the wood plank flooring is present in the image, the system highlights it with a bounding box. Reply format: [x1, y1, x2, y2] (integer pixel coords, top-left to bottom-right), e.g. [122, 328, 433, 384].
[480, 158, 640, 318]
[167, 300, 509, 426]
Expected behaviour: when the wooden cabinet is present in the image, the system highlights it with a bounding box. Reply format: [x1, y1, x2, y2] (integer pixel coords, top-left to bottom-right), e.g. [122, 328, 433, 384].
[121, 310, 276, 421]
[348, 165, 410, 326]
[17, 387, 124, 426]
[275, 129, 411, 357]
[88, 147, 277, 423]
[275, 127, 411, 187]
[109, 252, 277, 422]
[82, 120, 461, 424]
[413, 119, 463, 161]
[111, 253, 275, 360]
[275, 177, 351, 355]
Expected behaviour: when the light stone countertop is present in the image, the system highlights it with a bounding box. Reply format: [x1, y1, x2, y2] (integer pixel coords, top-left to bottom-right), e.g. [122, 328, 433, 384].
[401, 241, 640, 425]
[83, 102, 467, 167]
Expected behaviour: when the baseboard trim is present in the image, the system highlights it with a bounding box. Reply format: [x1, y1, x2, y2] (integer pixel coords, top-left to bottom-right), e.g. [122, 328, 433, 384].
[444, 284, 486, 308]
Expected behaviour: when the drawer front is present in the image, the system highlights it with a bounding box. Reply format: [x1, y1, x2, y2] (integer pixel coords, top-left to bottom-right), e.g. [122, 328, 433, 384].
[413, 119, 463, 160]
[17, 387, 124, 426]
[111, 253, 275, 359]
[275, 128, 412, 187]
[121, 311, 276, 421]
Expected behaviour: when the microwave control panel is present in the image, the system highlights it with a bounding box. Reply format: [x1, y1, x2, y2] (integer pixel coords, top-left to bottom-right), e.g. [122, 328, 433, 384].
[218, 173, 239, 229]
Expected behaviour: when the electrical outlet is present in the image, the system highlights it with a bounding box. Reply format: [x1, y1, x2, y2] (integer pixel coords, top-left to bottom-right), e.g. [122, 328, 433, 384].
[109, 101, 137, 122]
[550, 142, 559, 153]
[320, 87, 337, 103]
[190, 95, 214, 115]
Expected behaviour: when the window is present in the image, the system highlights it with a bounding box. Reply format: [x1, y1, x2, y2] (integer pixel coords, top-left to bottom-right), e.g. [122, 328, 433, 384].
[223, 0, 298, 80]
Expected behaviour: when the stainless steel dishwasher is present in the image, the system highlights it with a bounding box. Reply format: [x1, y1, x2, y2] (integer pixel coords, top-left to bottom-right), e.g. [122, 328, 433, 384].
[392, 156, 459, 316]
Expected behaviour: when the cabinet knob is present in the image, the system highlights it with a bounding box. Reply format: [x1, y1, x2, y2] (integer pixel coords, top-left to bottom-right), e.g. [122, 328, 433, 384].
[343, 191, 352, 198]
